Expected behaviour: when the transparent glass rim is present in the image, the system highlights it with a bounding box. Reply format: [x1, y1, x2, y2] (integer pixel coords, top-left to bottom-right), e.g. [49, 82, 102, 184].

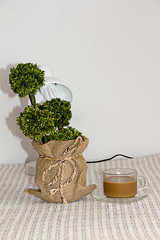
[103, 168, 137, 175]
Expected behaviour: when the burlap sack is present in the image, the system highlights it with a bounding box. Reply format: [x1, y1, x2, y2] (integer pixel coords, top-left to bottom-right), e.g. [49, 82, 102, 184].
[27, 136, 96, 204]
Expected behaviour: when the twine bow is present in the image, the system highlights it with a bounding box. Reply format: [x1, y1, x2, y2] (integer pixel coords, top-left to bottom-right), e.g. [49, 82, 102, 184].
[41, 136, 83, 204]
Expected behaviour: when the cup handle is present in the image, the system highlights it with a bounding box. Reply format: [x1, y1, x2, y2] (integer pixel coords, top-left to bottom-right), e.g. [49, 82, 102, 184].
[137, 176, 147, 190]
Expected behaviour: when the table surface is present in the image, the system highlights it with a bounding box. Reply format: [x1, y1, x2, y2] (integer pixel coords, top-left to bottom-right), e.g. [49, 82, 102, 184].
[0, 154, 160, 240]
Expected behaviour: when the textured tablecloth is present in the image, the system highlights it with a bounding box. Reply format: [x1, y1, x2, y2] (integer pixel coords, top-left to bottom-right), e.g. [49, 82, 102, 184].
[0, 154, 160, 240]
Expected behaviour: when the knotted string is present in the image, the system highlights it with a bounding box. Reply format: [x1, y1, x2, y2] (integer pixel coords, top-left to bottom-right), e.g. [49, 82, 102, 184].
[41, 136, 83, 204]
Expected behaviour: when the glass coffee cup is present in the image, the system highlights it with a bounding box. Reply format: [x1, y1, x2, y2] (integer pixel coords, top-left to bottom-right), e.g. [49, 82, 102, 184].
[103, 168, 147, 198]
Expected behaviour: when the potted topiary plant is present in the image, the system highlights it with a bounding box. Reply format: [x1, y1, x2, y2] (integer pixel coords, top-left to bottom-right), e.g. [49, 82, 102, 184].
[9, 63, 96, 204]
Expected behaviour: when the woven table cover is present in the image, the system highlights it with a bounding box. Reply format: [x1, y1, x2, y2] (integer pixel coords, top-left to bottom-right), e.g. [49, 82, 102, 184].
[0, 154, 160, 240]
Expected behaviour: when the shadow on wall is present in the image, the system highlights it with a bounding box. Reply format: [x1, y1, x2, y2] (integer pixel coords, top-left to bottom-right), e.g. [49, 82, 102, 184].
[0, 65, 38, 164]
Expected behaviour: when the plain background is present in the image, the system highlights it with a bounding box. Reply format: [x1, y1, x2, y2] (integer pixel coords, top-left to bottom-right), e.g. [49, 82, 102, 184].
[0, 0, 160, 164]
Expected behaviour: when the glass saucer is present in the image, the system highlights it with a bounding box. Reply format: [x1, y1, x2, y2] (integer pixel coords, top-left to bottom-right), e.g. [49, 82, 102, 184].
[92, 187, 149, 203]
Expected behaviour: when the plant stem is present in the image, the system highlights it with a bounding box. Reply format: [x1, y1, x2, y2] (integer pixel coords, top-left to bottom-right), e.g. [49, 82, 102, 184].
[29, 94, 36, 106]
[58, 123, 63, 130]
[42, 136, 48, 144]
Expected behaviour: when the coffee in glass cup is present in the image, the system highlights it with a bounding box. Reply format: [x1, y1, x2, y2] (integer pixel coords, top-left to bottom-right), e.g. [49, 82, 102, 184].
[103, 168, 146, 198]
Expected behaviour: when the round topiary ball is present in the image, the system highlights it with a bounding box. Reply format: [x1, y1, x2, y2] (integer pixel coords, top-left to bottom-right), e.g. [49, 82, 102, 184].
[43, 98, 72, 130]
[17, 104, 56, 142]
[48, 127, 82, 141]
[9, 63, 45, 98]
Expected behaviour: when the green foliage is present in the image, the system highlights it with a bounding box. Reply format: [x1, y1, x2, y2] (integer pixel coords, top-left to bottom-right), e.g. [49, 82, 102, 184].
[9, 63, 45, 98]
[48, 127, 82, 141]
[16, 98, 81, 142]
[43, 98, 72, 129]
[17, 104, 56, 142]
[9, 62, 82, 143]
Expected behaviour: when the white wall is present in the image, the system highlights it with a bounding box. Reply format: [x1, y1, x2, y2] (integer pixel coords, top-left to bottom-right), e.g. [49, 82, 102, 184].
[1, 0, 160, 164]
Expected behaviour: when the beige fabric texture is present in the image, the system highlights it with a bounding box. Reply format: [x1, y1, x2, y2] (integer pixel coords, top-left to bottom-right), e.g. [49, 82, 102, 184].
[0, 154, 160, 239]
[27, 136, 96, 203]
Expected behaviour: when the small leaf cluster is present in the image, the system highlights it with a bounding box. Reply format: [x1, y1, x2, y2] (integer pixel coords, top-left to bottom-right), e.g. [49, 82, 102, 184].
[17, 104, 56, 142]
[9, 63, 45, 98]
[43, 98, 72, 129]
[48, 127, 82, 141]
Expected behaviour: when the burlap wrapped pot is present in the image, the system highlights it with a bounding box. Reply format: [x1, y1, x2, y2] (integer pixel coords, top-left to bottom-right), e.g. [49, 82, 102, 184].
[27, 136, 96, 204]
